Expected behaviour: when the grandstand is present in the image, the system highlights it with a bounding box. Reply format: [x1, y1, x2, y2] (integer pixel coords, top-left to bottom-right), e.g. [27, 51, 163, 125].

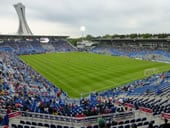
[91, 38, 170, 62]
[0, 34, 169, 128]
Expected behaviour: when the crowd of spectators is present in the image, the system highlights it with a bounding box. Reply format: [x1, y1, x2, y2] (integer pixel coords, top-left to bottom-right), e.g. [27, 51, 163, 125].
[91, 46, 170, 62]
[0, 39, 76, 55]
[0, 52, 126, 118]
[0, 49, 169, 118]
[0, 41, 169, 128]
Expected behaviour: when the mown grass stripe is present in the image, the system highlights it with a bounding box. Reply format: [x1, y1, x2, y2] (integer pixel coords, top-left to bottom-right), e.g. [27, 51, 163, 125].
[20, 52, 170, 98]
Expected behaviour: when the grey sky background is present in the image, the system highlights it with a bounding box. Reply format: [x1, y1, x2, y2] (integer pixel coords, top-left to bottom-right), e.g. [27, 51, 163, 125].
[0, 0, 170, 37]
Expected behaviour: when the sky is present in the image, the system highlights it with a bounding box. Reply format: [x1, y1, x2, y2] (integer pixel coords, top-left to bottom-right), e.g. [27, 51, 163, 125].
[0, 0, 170, 37]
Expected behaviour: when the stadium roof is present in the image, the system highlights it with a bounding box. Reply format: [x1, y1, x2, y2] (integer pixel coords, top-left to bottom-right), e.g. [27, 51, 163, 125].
[0, 34, 69, 40]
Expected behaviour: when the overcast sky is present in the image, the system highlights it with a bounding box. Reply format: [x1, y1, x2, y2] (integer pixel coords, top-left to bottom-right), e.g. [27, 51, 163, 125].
[0, 0, 170, 37]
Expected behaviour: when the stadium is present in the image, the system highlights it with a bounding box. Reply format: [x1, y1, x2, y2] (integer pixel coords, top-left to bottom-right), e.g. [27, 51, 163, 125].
[0, 1, 170, 128]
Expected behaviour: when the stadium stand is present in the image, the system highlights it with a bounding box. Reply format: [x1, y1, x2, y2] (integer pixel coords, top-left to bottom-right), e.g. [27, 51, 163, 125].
[0, 38, 169, 127]
[0, 39, 76, 55]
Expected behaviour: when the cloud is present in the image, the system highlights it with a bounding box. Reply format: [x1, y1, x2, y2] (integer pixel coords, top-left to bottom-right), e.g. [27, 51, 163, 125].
[0, 0, 170, 37]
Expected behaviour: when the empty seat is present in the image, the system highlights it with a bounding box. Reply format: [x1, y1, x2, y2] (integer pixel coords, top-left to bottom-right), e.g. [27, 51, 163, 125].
[32, 122, 37, 126]
[18, 125, 23, 128]
[11, 124, 17, 128]
[153, 125, 159, 128]
[118, 125, 123, 128]
[24, 126, 30, 128]
[124, 120, 129, 124]
[93, 125, 98, 128]
[20, 120, 25, 124]
[50, 124, 57, 128]
[142, 117, 147, 121]
[63, 126, 69, 128]
[150, 120, 155, 124]
[38, 123, 43, 126]
[136, 118, 141, 122]
[44, 123, 50, 127]
[57, 125, 62, 128]
[87, 126, 92, 128]
[130, 119, 135, 123]
[124, 125, 130, 128]
[26, 121, 31, 125]
[143, 121, 149, 126]
[137, 122, 142, 126]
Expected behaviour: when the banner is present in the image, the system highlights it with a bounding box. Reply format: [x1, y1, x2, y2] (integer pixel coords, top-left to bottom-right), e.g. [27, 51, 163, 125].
[139, 107, 152, 113]
[9, 112, 22, 119]
[125, 103, 134, 108]
[161, 113, 170, 120]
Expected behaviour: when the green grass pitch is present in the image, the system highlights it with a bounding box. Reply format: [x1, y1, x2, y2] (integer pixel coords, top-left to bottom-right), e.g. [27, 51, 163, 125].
[19, 52, 170, 98]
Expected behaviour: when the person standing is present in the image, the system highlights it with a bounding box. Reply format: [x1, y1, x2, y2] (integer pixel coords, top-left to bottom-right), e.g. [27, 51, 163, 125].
[1, 108, 11, 128]
[98, 116, 106, 128]
[160, 119, 170, 128]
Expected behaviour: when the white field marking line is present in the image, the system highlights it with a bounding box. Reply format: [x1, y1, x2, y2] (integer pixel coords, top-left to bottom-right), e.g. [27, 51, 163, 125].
[106, 80, 115, 84]
[94, 76, 142, 92]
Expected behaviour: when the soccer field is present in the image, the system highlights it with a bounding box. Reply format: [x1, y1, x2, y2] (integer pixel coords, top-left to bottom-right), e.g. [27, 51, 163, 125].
[20, 52, 170, 98]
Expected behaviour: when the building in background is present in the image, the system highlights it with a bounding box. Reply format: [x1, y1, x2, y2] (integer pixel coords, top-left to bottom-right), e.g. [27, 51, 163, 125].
[14, 3, 33, 35]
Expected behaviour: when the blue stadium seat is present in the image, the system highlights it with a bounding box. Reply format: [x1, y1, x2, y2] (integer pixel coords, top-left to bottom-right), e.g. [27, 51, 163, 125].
[124, 125, 130, 128]
[18, 125, 23, 128]
[26, 121, 31, 125]
[11, 124, 17, 128]
[20, 120, 25, 124]
[63, 126, 69, 128]
[93, 125, 98, 128]
[44, 123, 50, 127]
[143, 121, 149, 126]
[57, 125, 62, 128]
[124, 120, 129, 124]
[38, 123, 43, 126]
[31, 122, 37, 126]
[50, 124, 57, 128]
[24, 126, 30, 128]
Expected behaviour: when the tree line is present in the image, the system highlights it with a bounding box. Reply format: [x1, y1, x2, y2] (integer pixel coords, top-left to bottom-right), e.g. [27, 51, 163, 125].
[67, 33, 170, 46]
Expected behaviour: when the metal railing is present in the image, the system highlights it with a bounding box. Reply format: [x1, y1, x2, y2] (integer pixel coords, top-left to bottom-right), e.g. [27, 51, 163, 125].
[0, 109, 135, 127]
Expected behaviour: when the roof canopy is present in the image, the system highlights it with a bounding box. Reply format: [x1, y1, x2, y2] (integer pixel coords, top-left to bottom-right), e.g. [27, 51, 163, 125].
[0, 34, 69, 40]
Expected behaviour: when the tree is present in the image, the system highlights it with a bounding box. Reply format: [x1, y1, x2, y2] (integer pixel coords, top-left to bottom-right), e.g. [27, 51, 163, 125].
[129, 33, 138, 38]
[86, 34, 95, 40]
[103, 34, 112, 39]
[67, 38, 81, 46]
[142, 33, 152, 38]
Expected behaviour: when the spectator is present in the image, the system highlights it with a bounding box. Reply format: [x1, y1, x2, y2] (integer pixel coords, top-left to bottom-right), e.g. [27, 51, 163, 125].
[98, 116, 106, 128]
[160, 119, 170, 128]
[148, 122, 154, 128]
[0, 114, 9, 128]
[106, 118, 111, 128]
[0, 115, 3, 124]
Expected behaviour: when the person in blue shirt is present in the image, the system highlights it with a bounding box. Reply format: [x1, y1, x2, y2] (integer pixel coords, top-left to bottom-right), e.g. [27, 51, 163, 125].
[1, 114, 9, 127]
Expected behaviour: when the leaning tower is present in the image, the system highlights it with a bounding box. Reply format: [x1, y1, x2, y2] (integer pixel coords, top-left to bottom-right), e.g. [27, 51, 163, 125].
[14, 3, 33, 35]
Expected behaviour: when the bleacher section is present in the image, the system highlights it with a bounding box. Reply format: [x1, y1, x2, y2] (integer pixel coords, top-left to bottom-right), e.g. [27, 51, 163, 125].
[0, 39, 76, 55]
[0, 39, 169, 127]
[91, 46, 170, 63]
